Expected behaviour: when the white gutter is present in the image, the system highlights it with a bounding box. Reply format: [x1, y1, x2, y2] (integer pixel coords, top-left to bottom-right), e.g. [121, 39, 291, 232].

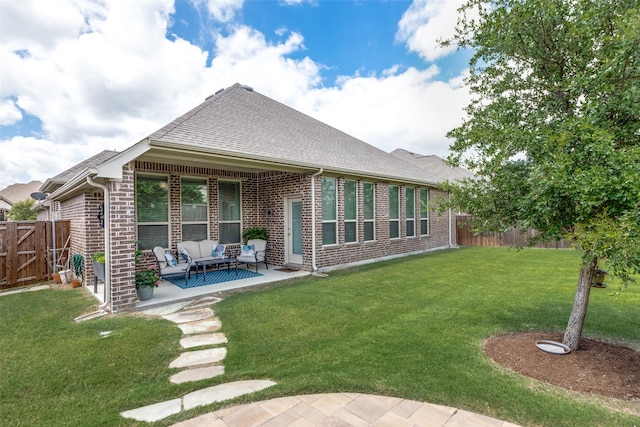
[86, 175, 111, 311]
[310, 168, 323, 272]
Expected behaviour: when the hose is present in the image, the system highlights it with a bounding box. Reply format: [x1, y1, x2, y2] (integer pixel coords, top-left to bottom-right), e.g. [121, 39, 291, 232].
[73, 253, 84, 279]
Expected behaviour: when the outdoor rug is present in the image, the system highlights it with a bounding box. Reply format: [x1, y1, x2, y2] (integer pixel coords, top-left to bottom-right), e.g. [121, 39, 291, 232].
[167, 268, 262, 289]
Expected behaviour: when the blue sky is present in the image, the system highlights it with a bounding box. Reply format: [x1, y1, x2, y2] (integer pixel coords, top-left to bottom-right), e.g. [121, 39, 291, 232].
[0, 0, 472, 191]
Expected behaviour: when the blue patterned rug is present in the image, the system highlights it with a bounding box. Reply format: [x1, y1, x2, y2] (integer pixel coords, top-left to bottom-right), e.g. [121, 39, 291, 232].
[166, 268, 262, 289]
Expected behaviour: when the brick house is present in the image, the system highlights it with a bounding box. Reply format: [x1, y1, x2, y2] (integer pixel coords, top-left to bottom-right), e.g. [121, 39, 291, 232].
[37, 83, 458, 312]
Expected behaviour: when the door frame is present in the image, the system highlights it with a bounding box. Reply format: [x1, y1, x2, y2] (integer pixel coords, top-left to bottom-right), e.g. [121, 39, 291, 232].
[285, 196, 303, 265]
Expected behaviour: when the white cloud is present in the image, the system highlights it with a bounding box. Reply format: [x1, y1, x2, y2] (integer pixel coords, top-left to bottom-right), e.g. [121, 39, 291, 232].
[0, 99, 22, 126]
[302, 66, 469, 158]
[0, 0, 470, 190]
[396, 0, 466, 62]
[201, 0, 244, 23]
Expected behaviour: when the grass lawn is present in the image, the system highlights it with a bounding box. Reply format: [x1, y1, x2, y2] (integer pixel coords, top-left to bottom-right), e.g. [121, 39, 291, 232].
[1, 247, 638, 426]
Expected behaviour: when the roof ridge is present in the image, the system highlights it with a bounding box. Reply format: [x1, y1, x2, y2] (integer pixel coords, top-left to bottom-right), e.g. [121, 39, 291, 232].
[150, 83, 243, 141]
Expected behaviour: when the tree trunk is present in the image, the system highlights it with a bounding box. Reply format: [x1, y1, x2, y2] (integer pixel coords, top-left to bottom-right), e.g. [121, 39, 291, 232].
[563, 257, 597, 350]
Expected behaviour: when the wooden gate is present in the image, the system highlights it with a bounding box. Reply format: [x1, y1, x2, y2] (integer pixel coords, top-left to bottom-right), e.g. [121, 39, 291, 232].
[0, 220, 71, 290]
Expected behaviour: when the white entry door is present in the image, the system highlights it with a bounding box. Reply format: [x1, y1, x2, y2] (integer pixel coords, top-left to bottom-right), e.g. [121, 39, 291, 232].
[286, 198, 303, 265]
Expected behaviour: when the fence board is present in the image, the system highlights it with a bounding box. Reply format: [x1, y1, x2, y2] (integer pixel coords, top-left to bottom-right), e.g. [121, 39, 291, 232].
[0, 220, 70, 289]
[456, 215, 570, 249]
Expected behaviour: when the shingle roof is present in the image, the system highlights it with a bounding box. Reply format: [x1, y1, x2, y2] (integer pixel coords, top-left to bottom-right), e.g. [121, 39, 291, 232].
[147, 83, 441, 185]
[42, 150, 120, 192]
[390, 149, 475, 183]
[0, 181, 42, 204]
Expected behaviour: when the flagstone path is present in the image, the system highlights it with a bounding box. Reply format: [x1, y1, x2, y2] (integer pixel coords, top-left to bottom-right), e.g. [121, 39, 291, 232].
[120, 296, 276, 423]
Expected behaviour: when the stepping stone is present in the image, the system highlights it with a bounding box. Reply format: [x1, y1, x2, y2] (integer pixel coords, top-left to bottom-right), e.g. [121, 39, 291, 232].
[169, 347, 227, 369]
[178, 319, 221, 334]
[170, 365, 225, 384]
[183, 380, 277, 411]
[185, 296, 222, 309]
[121, 398, 182, 423]
[141, 301, 193, 316]
[162, 308, 214, 324]
[180, 333, 227, 349]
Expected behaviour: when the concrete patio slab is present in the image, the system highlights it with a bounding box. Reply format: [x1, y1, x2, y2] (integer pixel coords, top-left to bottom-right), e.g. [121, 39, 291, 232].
[169, 347, 227, 368]
[180, 333, 227, 348]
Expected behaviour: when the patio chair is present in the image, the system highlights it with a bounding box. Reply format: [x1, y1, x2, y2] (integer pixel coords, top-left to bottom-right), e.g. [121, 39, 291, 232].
[236, 239, 268, 273]
[152, 246, 192, 283]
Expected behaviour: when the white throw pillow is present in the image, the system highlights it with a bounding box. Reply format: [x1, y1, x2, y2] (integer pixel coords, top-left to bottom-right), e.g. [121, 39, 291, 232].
[241, 245, 254, 257]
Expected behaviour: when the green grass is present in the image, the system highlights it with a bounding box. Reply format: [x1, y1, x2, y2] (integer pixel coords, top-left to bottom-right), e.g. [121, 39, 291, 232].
[1, 247, 638, 426]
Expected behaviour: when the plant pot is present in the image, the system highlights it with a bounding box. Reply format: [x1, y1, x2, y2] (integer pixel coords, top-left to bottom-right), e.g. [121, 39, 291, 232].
[52, 273, 62, 284]
[92, 261, 106, 282]
[136, 286, 154, 301]
[71, 279, 81, 288]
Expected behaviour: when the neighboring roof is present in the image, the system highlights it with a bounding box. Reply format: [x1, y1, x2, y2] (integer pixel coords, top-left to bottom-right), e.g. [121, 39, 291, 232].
[0, 181, 43, 206]
[146, 83, 441, 185]
[390, 149, 475, 183]
[41, 150, 119, 193]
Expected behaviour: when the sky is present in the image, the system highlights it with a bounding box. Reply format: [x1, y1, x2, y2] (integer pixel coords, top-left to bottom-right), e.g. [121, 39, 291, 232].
[0, 0, 474, 191]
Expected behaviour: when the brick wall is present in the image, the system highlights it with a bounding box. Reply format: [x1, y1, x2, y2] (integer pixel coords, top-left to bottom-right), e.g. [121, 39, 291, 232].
[72, 160, 454, 312]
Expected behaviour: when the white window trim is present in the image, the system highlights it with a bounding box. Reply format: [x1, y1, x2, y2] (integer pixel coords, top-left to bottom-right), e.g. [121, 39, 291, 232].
[218, 179, 242, 244]
[363, 182, 376, 242]
[181, 177, 209, 240]
[322, 177, 338, 246]
[135, 173, 170, 249]
[420, 188, 429, 236]
[389, 185, 400, 240]
[406, 187, 416, 238]
[344, 179, 358, 244]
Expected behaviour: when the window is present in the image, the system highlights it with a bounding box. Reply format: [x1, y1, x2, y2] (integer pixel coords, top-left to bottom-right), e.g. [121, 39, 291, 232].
[389, 185, 399, 239]
[420, 188, 429, 235]
[322, 177, 337, 245]
[406, 187, 415, 237]
[344, 180, 357, 243]
[363, 182, 375, 241]
[136, 174, 169, 250]
[218, 181, 241, 244]
[182, 178, 208, 241]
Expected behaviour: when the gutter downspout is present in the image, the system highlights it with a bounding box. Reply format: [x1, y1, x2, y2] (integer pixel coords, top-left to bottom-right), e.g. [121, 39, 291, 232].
[87, 176, 111, 311]
[310, 168, 323, 272]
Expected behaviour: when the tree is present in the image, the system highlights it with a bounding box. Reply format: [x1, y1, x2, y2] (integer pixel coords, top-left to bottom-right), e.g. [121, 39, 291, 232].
[444, 0, 640, 350]
[8, 199, 37, 221]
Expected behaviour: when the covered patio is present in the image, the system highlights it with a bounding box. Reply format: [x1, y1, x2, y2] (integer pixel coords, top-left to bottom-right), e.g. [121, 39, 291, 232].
[88, 265, 310, 311]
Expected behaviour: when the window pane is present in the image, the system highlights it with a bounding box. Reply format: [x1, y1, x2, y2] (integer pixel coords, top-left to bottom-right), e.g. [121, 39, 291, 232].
[322, 177, 336, 221]
[136, 175, 168, 222]
[345, 222, 357, 243]
[137, 225, 168, 250]
[390, 221, 399, 239]
[406, 188, 415, 219]
[364, 222, 375, 241]
[420, 189, 428, 217]
[389, 185, 399, 219]
[322, 223, 336, 245]
[406, 220, 415, 237]
[219, 223, 241, 244]
[344, 180, 357, 220]
[182, 224, 207, 242]
[363, 183, 374, 220]
[219, 181, 240, 221]
[182, 179, 207, 222]
[421, 219, 429, 235]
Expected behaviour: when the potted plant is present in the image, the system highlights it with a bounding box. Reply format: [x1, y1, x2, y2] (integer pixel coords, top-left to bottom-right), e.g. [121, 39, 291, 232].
[135, 268, 159, 301]
[242, 227, 269, 243]
[91, 252, 106, 282]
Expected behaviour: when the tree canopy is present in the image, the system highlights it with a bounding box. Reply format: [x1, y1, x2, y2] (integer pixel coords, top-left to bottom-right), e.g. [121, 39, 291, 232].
[444, 0, 639, 349]
[8, 199, 37, 221]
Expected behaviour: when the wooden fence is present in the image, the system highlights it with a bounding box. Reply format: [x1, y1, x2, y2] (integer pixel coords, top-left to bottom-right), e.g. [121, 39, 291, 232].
[0, 220, 71, 290]
[456, 215, 570, 249]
